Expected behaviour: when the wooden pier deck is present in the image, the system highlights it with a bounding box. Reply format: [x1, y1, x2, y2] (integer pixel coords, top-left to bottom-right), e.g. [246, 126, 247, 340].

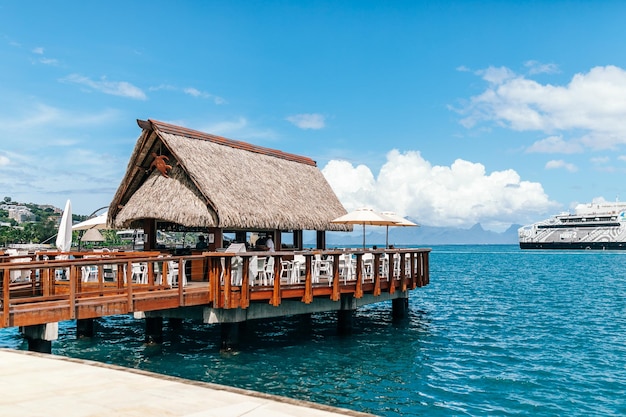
[1, 248, 430, 329]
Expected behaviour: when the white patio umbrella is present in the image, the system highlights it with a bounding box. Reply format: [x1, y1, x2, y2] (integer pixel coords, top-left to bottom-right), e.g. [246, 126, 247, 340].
[72, 211, 109, 231]
[80, 228, 105, 242]
[331, 207, 399, 248]
[380, 211, 419, 248]
[55, 199, 73, 252]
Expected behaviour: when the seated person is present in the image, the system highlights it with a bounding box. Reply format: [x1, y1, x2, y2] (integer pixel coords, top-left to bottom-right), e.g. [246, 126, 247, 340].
[255, 234, 275, 252]
[255, 235, 268, 250]
[195, 235, 208, 249]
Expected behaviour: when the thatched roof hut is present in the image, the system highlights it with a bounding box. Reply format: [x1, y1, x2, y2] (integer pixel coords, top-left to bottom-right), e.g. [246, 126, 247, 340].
[108, 119, 349, 233]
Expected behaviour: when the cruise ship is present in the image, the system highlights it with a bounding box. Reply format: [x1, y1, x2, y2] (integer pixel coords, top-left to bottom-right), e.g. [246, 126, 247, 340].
[518, 202, 626, 250]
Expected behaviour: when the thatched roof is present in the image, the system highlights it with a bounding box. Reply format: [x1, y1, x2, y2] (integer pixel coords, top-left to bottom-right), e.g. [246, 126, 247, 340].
[108, 119, 349, 231]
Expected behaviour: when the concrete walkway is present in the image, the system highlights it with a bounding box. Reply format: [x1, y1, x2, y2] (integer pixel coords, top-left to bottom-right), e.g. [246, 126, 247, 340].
[0, 349, 374, 417]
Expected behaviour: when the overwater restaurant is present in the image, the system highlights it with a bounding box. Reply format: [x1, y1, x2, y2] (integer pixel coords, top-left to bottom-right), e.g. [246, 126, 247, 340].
[1, 119, 429, 353]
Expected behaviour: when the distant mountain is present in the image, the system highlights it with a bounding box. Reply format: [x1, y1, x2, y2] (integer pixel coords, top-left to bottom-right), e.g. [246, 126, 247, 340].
[320, 223, 521, 246]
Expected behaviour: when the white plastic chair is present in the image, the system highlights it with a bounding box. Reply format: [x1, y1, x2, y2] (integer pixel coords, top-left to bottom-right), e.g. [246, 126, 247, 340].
[132, 263, 147, 284]
[81, 265, 98, 282]
[249, 256, 259, 286]
[280, 258, 301, 283]
[9, 255, 32, 282]
[362, 253, 374, 283]
[339, 254, 355, 283]
[312, 254, 332, 285]
[263, 256, 275, 285]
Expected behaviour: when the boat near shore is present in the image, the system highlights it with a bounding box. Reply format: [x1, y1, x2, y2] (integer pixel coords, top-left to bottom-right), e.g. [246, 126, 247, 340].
[518, 201, 626, 250]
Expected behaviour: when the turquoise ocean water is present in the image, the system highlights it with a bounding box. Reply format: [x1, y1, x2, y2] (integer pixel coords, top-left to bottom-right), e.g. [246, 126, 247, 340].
[2, 244, 625, 416]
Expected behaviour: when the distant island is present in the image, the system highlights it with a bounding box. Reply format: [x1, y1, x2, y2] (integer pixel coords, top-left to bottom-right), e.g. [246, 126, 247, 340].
[321, 223, 520, 246]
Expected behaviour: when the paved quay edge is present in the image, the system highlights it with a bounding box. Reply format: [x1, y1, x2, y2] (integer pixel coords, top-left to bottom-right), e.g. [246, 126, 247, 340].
[0, 348, 376, 417]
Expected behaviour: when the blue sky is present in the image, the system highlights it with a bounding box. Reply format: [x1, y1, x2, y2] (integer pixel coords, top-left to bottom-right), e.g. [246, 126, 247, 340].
[2, 1, 626, 231]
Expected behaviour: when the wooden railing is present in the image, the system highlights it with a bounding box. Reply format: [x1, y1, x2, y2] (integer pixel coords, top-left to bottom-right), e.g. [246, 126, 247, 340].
[0, 248, 430, 328]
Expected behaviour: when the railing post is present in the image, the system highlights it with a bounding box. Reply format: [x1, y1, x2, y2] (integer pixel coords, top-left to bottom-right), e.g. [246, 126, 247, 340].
[423, 252, 430, 285]
[211, 257, 220, 307]
[223, 255, 232, 309]
[240, 256, 250, 309]
[373, 253, 381, 296]
[126, 260, 133, 312]
[271, 255, 282, 306]
[331, 253, 340, 301]
[178, 258, 184, 307]
[69, 264, 76, 319]
[302, 254, 313, 304]
[2, 267, 9, 327]
[354, 253, 363, 299]
[410, 252, 417, 289]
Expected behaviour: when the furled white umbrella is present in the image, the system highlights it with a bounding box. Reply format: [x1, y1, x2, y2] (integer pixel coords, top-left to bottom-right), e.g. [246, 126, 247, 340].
[381, 211, 419, 248]
[72, 211, 109, 231]
[55, 199, 73, 252]
[331, 207, 399, 248]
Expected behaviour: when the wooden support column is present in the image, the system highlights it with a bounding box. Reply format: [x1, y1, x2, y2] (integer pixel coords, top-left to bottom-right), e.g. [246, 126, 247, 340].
[207, 228, 223, 251]
[392, 297, 409, 320]
[145, 316, 163, 344]
[76, 318, 94, 338]
[293, 230, 303, 250]
[337, 294, 355, 335]
[220, 322, 241, 351]
[316, 231, 326, 250]
[168, 318, 183, 331]
[20, 323, 58, 354]
[142, 218, 157, 251]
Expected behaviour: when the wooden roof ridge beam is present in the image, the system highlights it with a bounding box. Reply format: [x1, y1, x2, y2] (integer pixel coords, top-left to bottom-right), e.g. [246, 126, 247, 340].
[137, 119, 317, 167]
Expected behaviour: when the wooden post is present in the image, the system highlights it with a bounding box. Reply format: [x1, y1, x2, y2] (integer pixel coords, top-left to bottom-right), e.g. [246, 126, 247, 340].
[220, 322, 240, 351]
[76, 318, 94, 338]
[392, 297, 409, 320]
[145, 316, 163, 344]
[270, 255, 282, 306]
[294, 230, 303, 250]
[143, 218, 157, 250]
[316, 231, 326, 250]
[373, 253, 382, 296]
[240, 257, 250, 309]
[21, 323, 58, 354]
[337, 294, 355, 335]
[302, 254, 313, 304]
[354, 253, 363, 299]
[331, 253, 340, 301]
[3, 267, 9, 327]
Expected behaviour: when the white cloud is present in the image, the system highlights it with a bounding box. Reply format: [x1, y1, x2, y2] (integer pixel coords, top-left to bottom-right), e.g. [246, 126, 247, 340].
[198, 117, 275, 140]
[458, 65, 626, 149]
[183, 87, 225, 104]
[322, 150, 557, 231]
[526, 135, 583, 154]
[524, 60, 559, 75]
[286, 113, 326, 129]
[32, 47, 44, 55]
[592, 156, 610, 164]
[62, 74, 147, 100]
[545, 159, 578, 172]
[149, 84, 224, 104]
[0, 155, 10, 166]
[39, 58, 58, 65]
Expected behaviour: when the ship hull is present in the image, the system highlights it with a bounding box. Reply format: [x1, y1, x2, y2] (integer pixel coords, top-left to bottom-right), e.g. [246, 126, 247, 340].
[519, 241, 626, 250]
